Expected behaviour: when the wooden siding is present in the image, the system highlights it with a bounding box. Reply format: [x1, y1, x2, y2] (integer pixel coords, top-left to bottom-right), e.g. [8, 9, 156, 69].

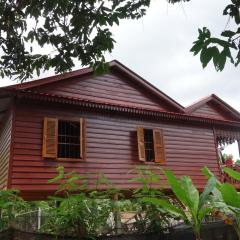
[191, 102, 233, 121]
[10, 102, 221, 199]
[0, 111, 12, 188]
[30, 71, 174, 111]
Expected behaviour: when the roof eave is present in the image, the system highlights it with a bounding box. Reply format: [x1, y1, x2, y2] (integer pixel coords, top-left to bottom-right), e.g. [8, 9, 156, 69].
[15, 90, 240, 128]
[185, 94, 240, 121]
[109, 60, 185, 113]
[3, 60, 185, 114]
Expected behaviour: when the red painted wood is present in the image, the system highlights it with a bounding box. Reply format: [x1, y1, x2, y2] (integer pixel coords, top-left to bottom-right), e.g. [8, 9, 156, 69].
[191, 102, 233, 121]
[2, 62, 240, 200]
[30, 71, 173, 112]
[185, 94, 240, 121]
[7, 101, 221, 200]
[4, 60, 185, 113]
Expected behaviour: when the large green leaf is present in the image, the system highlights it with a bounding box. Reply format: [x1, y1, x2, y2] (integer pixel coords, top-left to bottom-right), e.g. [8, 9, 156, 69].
[200, 46, 213, 68]
[142, 197, 189, 222]
[224, 167, 240, 181]
[199, 177, 216, 209]
[220, 183, 240, 209]
[179, 176, 199, 218]
[190, 40, 204, 56]
[221, 30, 236, 38]
[164, 170, 190, 207]
[202, 167, 222, 189]
[164, 170, 199, 220]
[202, 166, 215, 178]
[198, 207, 212, 223]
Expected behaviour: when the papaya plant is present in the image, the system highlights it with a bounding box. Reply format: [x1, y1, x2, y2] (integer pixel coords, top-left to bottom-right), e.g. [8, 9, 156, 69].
[143, 170, 216, 240]
[0, 189, 27, 231]
[129, 167, 174, 233]
[43, 166, 114, 238]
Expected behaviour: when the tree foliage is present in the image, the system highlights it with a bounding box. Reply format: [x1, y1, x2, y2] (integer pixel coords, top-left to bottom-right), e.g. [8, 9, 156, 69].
[45, 166, 115, 238]
[0, 189, 27, 230]
[0, 0, 239, 82]
[41, 166, 177, 238]
[3, 166, 240, 239]
[190, 0, 240, 71]
[0, 0, 150, 81]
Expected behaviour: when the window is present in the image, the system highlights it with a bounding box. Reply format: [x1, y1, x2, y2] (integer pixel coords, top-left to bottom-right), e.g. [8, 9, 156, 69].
[144, 129, 155, 162]
[58, 120, 80, 159]
[42, 117, 85, 159]
[137, 127, 165, 163]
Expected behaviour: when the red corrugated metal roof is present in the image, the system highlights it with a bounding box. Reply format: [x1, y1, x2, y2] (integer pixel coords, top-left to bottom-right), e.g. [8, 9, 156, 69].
[1, 60, 240, 123]
[14, 89, 240, 127]
[1, 60, 185, 113]
[4, 66, 92, 90]
[185, 94, 240, 120]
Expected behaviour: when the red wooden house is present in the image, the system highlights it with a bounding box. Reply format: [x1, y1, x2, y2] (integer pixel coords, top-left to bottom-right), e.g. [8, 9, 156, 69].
[0, 60, 240, 200]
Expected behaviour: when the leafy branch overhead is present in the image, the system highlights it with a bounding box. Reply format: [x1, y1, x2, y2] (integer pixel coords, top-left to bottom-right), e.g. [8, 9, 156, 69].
[0, 0, 150, 81]
[191, 0, 240, 71]
[0, 0, 239, 82]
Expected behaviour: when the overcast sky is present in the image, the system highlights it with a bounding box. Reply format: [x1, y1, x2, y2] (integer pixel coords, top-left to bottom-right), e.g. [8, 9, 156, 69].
[1, 0, 239, 110]
[107, 0, 240, 110]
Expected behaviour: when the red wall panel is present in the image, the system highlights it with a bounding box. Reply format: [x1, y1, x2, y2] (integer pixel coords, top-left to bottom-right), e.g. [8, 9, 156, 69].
[31, 71, 174, 112]
[10, 102, 220, 199]
[191, 102, 232, 120]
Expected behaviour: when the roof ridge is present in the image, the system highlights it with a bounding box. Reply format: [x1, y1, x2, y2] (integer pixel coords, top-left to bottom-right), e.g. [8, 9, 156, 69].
[185, 93, 240, 120]
[185, 94, 212, 109]
[1, 60, 185, 113]
[3, 65, 92, 90]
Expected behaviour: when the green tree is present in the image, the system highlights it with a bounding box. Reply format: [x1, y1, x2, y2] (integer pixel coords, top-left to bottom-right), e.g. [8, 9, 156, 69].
[169, 0, 239, 70]
[0, 0, 150, 81]
[0, 0, 238, 82]
[189, 0, 240, 71]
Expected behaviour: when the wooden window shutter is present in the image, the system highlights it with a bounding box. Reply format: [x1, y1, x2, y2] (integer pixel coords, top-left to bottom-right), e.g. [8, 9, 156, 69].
[153, 129, 165, 163]
[137, 127, 146, 161]
[80, 118, 85, 159]
[42, 117, 58, 158]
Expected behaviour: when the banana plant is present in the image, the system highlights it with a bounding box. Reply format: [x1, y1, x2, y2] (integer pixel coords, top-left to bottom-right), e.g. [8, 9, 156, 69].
[219, 182, 240, 239]
[203, 166, 240, 239]
[219, 167, 240, 239]
[143, 170, 216, 240]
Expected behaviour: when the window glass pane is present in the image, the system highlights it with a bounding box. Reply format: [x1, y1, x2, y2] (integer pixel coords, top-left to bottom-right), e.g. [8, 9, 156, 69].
[58, 120, 80, 158]
[144, 129, 154, 162]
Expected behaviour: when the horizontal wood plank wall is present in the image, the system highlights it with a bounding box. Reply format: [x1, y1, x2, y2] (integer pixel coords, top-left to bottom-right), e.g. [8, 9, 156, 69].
[191, 103, 231, 121]
[0, 111, 12, 188]
[11, 102, 220, 199]
[31, 71, 172, 111]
